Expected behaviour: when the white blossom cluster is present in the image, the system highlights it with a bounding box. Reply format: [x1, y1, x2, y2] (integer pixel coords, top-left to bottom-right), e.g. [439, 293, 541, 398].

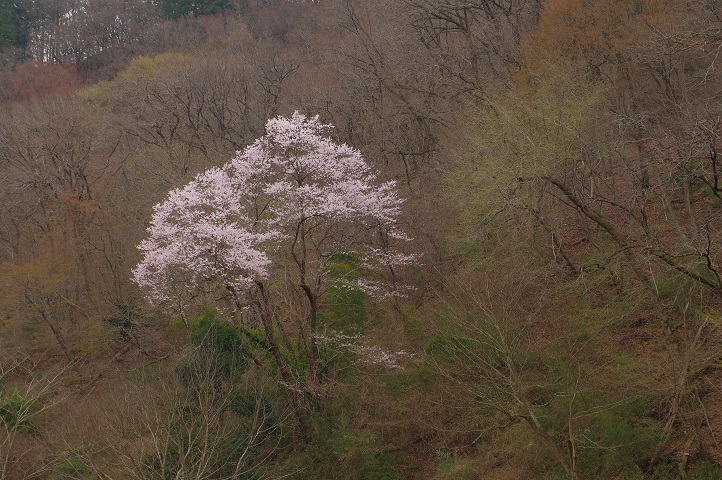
[133, 112, 413, 306]
[317, 332, 414, 370]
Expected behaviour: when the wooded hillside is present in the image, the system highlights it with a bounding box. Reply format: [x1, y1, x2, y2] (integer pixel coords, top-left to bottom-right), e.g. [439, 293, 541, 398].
[1, 1, 722, 478]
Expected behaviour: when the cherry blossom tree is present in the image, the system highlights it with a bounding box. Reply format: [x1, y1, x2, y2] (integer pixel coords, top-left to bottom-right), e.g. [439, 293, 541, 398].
[133, 112, 412, 402]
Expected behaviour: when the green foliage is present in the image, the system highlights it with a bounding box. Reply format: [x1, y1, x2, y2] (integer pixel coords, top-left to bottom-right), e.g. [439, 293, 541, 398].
[142, 334, 281, 480]
[435, 450, 453, 473]
[228, 386, 270, 418]
[431, 450, 476, 480]
[83, 53, 189, 103]
[166, 316, 187, 335]
[320, 258, 368, 330]
[0, 386, 41, 433]
[160, 0, 240, 19]
[20, 315, 42, 342]
[422, 260, 671, 479]
[139, 397, 278, 479]
[50, 455, 91, 479]
[377, 367, 431, 398]
[189, 308, 236, 349]
[103, 302, 144, 345]
[176, 308, 250, 386]
[425, 333, 452, 356]
[118, 54, 187, 81]
[103, 302, 140, 331]
[312, 257, 374, 375]
[448, 65, 611, 247]
[244, 327, 265, 345]
[575, 398, 660, 476]
[0, 1, 27, 51]
[688, 461, 722, 479]
[525, 350, 662, 477]
[308, 414, 402, 480]
[279, 343, 308, 375]
[541, 471, 570, 480]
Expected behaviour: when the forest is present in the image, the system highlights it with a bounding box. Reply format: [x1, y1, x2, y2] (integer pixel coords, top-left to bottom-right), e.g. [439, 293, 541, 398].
[1, 0, 722, 478]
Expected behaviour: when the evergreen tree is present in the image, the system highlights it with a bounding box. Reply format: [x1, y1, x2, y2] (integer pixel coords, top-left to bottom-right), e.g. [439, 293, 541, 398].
[0, 0, 26, 51]
[160, 0, 236, 19]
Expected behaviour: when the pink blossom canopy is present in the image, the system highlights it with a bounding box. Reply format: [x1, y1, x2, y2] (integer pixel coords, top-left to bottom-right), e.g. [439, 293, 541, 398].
[133, 112, 410, 306]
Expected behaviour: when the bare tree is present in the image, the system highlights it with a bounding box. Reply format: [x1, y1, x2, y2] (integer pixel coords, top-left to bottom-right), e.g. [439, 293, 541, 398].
[0, 350, 72, 480]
